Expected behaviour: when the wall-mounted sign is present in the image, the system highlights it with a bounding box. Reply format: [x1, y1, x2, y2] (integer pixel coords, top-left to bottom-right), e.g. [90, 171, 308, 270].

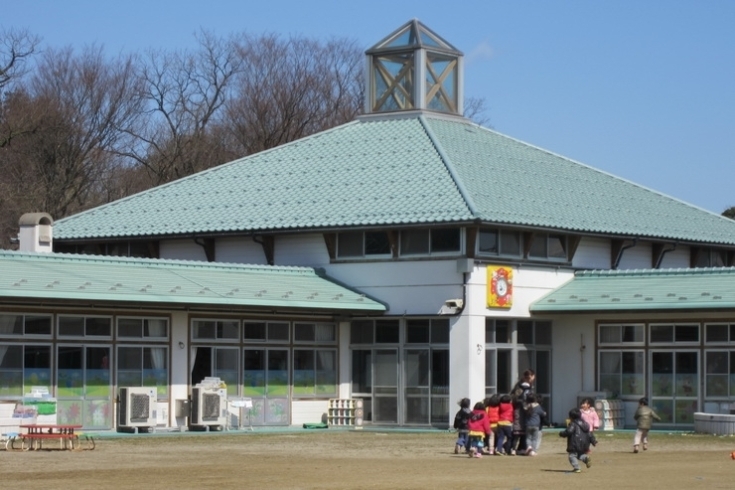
[487, 266, 513, 309]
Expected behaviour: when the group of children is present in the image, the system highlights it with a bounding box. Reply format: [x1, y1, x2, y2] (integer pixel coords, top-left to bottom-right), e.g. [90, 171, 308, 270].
[454, 392, 661, 473]
[453, 392, 548, 458]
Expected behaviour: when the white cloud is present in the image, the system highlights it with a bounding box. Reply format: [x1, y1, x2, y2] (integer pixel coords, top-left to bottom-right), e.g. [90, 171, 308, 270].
[464, 40, 494, 65]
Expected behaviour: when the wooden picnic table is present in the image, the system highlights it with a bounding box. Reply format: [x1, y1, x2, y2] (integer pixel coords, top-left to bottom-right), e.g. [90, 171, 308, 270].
[16, 424, 90, 451]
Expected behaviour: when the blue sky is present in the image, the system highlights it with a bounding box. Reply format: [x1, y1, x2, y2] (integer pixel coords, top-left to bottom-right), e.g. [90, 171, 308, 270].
[5, 0, 735, 214]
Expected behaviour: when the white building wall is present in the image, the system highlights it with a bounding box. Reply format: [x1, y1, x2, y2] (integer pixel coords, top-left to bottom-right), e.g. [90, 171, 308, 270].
[275, 234, 331, 266]
[572, 237, 610, 269]
[659, 246, 690, 268]
[617, 242, 652, 270]
[323, 260, 463, 315]
[160, 239, 207, 261]
[215, 237, 267, 264]
[170, 310, 190, 428]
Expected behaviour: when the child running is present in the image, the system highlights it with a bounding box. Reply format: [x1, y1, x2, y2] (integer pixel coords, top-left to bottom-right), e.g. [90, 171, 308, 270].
[452, 397, 472, 454]
[559, 408, 597, 473]
[467, 401, 491, 458]
[633, 397, 661, 453]
[524, 394, 547, 456]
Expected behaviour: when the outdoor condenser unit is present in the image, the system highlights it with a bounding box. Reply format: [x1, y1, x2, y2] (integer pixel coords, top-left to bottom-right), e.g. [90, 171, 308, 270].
[190, 386, 227, 430]
[118, 386, 157, 431]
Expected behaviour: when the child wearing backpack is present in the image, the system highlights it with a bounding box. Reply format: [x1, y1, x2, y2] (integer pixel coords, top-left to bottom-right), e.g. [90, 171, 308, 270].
[559, 407, 597, 473]
[452, 397, 472, 454]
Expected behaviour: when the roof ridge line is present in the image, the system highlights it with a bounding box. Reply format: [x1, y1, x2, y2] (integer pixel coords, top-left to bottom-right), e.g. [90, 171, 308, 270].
[419, 114, 478, 217]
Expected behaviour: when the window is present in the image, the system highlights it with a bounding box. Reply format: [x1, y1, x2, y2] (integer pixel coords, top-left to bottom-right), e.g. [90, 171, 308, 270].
[294, 323, 336, 343]
[192, 319, 239, 341]
[528, 233, 567, 261]
[117, 346, 168, 398]
[705, 351, 735, 398]
[705, 324, 735, 343]
[694, 248, 727, 268]
[0, 344, 51, 397]
[58, 316, 111, 338]
[599, 351, 645, 398]
[478, 228, 521, 257]
[517, 320, 552, 345]
[650, 324, 700, 344]
[406, 319, 450, 344]
[400, 228, 461, 256]
[486, 319, 511, 344]
[351, 319, 399, 344]
[117, 317, 169, 339]
[599, 324, 645, 344]
[0, 314, 52, 336]
[293, 349, 337, 396]
[243, 322, 290, 342]
[336, 231, 391, 258]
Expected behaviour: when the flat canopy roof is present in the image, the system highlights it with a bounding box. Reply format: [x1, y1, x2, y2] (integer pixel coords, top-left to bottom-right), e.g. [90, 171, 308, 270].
[531, 267, 735, 314]
[0, 251, 386, 315]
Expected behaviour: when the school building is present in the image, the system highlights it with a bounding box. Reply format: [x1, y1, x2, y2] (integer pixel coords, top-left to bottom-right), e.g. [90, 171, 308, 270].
[3, 20, 735, 431]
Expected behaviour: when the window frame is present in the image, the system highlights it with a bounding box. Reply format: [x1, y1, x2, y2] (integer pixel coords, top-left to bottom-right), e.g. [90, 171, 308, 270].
[191, 319, 240, 342]
[117, 317, 169, 340]
[57, 315, 113, 339]
[399, 228, 462, 257]
[0, 313, 53, 337]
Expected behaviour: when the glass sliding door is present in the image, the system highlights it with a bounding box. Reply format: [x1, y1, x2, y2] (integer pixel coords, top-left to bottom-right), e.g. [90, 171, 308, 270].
[57, 345, 111, 428]
[404, 349, 429, 424]
[650, 350, 699, 426]
[243, 348, 290, 426]
[373, 349, 398, 424]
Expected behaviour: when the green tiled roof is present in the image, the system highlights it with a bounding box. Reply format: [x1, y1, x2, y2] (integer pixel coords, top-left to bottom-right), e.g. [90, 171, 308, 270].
[55, 114, 735, 246]
[0, 251, 386, 313]
[530, 268, 735, 313]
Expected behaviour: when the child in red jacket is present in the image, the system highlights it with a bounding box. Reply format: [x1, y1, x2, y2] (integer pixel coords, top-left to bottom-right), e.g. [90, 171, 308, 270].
[495, 394, 514, 455]
[467, 401, 491, 458]
[484, 395, 500, 455]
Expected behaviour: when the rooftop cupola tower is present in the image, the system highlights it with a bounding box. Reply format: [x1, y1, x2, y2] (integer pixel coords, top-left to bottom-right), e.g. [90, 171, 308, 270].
[365, 19, 464, 116]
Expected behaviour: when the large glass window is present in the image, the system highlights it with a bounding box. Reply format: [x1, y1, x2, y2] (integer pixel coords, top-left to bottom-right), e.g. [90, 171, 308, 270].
[117, 346, 168, 398]
[293, 349, 336, 397]
[705, 351, 735, 398]
[0, 344, 51, 397]
[599, 351, 645, 398]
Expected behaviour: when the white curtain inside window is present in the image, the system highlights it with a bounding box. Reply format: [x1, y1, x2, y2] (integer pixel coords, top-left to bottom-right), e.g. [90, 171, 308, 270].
[599, 352, 621, 374]
[316, 324, 335, 342]
[316, 350, 335, 371]
[146, 319, 167, 338]
[149, 347, 165, 369]
[0, 315, 19, 334]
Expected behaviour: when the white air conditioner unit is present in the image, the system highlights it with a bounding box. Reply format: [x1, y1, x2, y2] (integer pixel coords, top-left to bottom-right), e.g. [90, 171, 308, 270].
[118, 387, 157, 432]
[190, 386, 227, 430]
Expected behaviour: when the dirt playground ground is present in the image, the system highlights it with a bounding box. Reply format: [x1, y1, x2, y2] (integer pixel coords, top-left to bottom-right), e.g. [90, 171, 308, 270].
[4, 429, 735, 489]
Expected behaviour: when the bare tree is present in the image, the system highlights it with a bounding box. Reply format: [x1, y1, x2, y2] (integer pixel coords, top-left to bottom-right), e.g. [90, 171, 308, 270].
[0, 45, 144, 247]
[0, 28, 41, 148]
[125, 31, 242, 184]
[464, 96, 491, 127]
[223, 34, 363, 155]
